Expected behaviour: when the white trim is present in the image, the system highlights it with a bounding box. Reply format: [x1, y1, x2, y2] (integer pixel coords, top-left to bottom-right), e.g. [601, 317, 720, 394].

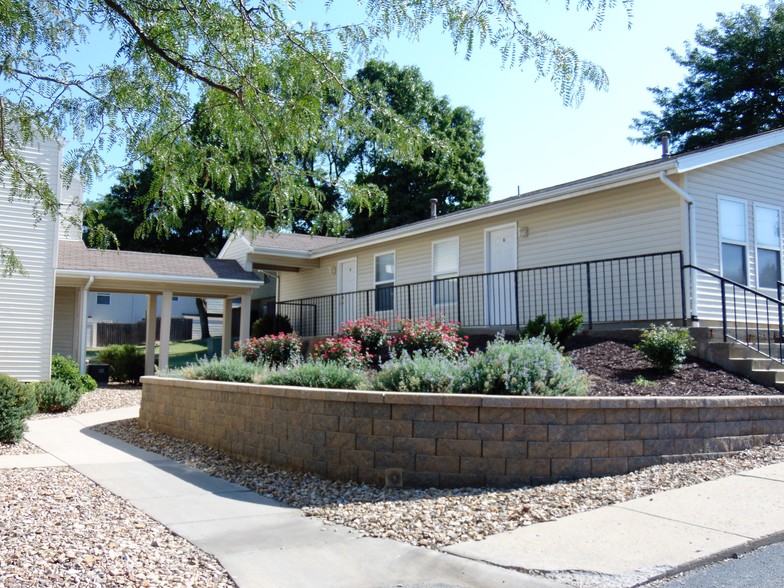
[56, 269, 260, 290]
[676, 128, 784, 173]
[374, 251, 396, 313]
[753, 202, 782, 290]
[718, 196, 749, 285]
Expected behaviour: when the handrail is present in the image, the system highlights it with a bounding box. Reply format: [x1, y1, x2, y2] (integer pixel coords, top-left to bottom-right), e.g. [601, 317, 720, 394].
[684, 264, 783, 305]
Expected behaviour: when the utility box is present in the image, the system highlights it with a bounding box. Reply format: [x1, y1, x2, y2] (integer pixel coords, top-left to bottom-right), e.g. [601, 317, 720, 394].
[87, 363, 110, 387]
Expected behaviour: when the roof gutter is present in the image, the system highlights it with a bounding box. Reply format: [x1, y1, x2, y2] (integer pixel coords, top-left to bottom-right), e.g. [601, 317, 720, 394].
[56, 269, 260, 290]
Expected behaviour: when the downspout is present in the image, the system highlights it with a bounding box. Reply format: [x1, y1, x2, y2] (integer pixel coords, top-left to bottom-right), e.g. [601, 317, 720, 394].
[658, 171, 697, 322]
[79, 276, 94, 374]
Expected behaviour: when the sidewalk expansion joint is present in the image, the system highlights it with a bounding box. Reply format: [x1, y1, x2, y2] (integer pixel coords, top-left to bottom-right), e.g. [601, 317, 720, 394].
[611, 505, 755, 540]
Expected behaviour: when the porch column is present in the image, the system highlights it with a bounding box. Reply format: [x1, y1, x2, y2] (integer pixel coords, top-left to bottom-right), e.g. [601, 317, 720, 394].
[159, 291, 173, 371]
[145, 294, 157, 376]
[239, 292, 251, 343]
[222, 298, 233, 356]
[78, 276, 94, 374]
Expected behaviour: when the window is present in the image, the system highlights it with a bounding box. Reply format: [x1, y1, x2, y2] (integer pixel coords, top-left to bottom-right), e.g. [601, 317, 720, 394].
[719, 198, 747, 284]
[432, 237, 459, 305]
[755, 205, 781, 289]
[374, 252, 395, 312]
[96, 293, 111, 305]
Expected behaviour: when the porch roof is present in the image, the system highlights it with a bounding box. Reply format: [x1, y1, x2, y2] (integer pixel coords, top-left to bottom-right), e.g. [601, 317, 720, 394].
[56, 240, 261, 297]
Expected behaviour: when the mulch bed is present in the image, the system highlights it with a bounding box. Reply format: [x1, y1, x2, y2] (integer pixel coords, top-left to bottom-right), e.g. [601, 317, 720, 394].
[565, 336, 782, 396]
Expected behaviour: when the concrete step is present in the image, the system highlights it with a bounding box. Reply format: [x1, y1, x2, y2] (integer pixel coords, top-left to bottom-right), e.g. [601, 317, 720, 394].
[698, 340, 784, 391]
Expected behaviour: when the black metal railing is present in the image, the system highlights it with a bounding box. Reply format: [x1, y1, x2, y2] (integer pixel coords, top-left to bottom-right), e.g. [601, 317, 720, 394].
[687, 265, 784, 363]
[275, 251, 686, 338]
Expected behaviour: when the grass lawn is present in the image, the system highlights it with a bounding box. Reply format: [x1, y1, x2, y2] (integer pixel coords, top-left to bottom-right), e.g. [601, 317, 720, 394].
[87, 339, 211, 370]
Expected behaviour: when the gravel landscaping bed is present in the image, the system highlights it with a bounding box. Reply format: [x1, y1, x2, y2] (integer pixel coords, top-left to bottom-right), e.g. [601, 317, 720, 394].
[0, 467, 235, 587]
[30, 385, 142, 420]
[96, 418, 784, 549]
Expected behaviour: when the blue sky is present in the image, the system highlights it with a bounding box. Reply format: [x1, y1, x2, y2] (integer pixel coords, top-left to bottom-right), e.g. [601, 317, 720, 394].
[82, 0, 770, 200]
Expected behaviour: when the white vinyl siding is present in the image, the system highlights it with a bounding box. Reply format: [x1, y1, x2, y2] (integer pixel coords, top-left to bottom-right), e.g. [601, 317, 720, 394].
[0, 138, 61, 381]
[690, 144, 784, 321]
[432, 237, 459, 305]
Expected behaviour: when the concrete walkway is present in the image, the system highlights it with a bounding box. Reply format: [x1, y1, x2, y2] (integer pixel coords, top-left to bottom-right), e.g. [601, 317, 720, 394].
[5, 408, 784, 587]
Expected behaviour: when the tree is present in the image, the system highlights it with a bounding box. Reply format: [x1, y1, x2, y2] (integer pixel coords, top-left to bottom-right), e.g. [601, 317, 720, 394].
[348, 60, 490, 236]
[630, 3, 784, 153]
[1, 0, 632, 275]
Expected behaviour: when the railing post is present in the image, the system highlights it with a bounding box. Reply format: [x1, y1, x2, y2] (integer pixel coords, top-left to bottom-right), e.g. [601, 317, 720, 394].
[313, 305, 318, 338]
[457, 277, 462, 325]
[407, 284, 412, 320]
[679, 252, 687, 326]
[330, 295, 335, 336]
[586, 262, 593, 330]
[514, 271, 520, 332]
[299, 304, 303, 337]
[720, 281, 728, 342]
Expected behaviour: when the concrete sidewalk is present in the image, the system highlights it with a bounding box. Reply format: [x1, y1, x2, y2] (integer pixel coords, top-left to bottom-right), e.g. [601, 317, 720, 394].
[7, 409, 784, 588]
[16, 409, 560, 588]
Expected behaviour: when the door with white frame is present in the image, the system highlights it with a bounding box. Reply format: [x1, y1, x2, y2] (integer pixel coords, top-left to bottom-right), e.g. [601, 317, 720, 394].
[336, 258, 358, 329]
[485, 223, 517, 326]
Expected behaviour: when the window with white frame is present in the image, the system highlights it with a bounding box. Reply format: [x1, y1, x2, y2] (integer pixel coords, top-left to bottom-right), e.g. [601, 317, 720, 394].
[432, 237, 459, 305]
[719, 198, 748, 284]
[374, 252, 395, 312]
[755, 204, 781, 289]
[96, 293, 111, 305]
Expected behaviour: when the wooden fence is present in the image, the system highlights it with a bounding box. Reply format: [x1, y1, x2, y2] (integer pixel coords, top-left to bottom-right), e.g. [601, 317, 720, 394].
[97, 318, 193, 346]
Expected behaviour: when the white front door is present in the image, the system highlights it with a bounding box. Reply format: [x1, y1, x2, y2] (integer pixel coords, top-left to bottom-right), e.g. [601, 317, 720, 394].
[485, 224, 517, 326]
[337, 258, 357, 328]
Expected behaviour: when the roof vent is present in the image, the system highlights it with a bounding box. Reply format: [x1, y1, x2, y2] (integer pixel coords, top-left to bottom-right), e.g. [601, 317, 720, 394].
[429, 198, 438, 218]
[658, 130, 672, 158]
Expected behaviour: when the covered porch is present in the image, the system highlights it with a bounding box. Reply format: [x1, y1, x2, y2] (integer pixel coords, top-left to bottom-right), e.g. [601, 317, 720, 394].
[55, 241, 260, 375]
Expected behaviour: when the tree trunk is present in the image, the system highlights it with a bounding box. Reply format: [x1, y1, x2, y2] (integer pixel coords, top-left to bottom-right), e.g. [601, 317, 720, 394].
[195, 297, 211, 339]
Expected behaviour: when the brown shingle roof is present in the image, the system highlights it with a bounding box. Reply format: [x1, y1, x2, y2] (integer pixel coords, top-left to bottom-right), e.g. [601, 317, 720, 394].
[57, 241, 260, 282]
[247, 232, 349, 251]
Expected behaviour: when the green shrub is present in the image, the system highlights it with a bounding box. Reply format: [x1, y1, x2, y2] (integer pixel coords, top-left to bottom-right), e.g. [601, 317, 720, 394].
[636, 323, 695, 372]
[312, 337, 370, 369]
[372, 353, 459, 394]
[36, 379, 82, 413]
[336, 317, 390, 359]
[455, 337, 590, 396]
[51, 354, 97, 393]
[389, 317, 467, 360]
[264, 362, 368, 390]
[520, 313, 584, 347]
[0, 374, 37, 444]
[96, 344, 145, 384]
[251, 314, 293, 338]
[178, 355, 262, 383]
[236, 333, 302, 366]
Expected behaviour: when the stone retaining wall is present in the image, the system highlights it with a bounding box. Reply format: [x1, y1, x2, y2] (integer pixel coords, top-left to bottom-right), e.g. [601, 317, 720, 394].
[140, 377, 784, 488]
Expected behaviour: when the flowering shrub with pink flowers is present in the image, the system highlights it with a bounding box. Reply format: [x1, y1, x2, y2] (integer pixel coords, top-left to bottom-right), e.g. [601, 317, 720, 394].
[312, 337, 370, 369]
[389, 317, 468, 360]
[235, 333, 302, 366]
[336, 317, 390, 359]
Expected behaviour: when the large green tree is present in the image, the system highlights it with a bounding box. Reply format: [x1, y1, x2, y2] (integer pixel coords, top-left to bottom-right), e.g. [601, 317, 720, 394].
[1, 0, 632, 275]
[348, 60, 490, 236]
[631, 2, 784, 154]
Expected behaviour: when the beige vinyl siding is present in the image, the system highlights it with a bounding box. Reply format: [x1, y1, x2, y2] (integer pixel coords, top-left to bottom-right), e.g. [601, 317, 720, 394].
[279, 178, 684, 324]
[59, 175, 82, 241]
[688, 145, 784, 322]
[0, 138, 61, 381]
[219, 235, 252, 268]
[52, 287, 79, 358]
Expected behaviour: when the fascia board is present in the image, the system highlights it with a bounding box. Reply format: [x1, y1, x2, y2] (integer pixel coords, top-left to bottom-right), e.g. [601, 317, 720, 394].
[675, 129, 784, 173]
[56, 268, 260, 289]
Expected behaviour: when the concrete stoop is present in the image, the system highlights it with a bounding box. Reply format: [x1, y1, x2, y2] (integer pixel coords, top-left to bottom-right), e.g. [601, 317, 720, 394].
[692, 329, 784, 391]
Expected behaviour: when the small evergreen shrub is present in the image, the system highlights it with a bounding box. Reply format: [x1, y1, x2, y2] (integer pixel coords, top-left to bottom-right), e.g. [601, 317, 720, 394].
[455, 337, 590, 396]
[336, 317, 390, 359]
[389, 317, 468, 360]
[178, 355, 262, 383]
[372, 353, 459, 394]
[36, 379, 81, 413]
[96, 344, 145, 384]
[51, 354, 97, 393]
[0, 374, 37, 444]
[520, 313, 584, 347]
[264, 362, 368, 390]
[251, 314, 293, 338]
[636, 323, 695, 372]
[235, 333, 302, 366]
[312, 337, 370, 369]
